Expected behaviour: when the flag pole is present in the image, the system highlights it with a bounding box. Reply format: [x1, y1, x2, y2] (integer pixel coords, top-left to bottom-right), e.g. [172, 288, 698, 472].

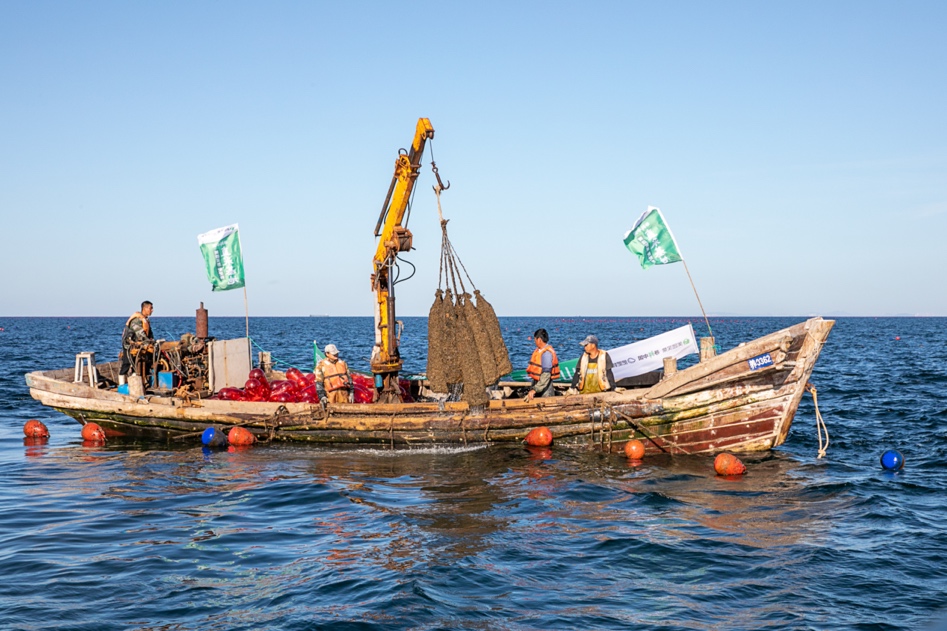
[625, 207, 714, 339]
[681, 258, 713, 339]
[654, 208, 713, 340]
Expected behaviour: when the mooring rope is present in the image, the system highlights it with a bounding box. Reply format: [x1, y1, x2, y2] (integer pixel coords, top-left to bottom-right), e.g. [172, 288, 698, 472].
[806, 382, 830, 459]
[265, 405, 290, 442]
[607, 405, 671, 454]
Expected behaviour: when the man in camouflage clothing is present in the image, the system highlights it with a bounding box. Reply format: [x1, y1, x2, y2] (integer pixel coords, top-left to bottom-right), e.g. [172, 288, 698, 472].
[120, 301, 155, 377]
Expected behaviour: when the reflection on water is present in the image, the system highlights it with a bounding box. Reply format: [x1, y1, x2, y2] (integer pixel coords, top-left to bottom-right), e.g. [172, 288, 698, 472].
[615, 453, 838, 549]
[308, 445, 512, 567]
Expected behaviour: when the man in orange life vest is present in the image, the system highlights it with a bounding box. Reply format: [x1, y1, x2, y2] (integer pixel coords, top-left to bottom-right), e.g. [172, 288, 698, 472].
[120, 300, 154, 378]
[569, 334, 614, 395]
[525, 328, 560, 401]
[316, 344, 352, 404]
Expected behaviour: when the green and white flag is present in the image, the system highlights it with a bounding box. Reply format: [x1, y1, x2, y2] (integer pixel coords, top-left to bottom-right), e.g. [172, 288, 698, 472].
[623, 206, 683, 269]
[198, 224, 246, 291]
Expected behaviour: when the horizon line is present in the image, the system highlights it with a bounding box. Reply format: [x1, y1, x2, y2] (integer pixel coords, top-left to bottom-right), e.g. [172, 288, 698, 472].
[1, 314, 943, 319]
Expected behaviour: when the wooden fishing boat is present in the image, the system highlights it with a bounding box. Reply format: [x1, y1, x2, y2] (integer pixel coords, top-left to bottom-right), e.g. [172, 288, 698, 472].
[25, 317, 833, 454]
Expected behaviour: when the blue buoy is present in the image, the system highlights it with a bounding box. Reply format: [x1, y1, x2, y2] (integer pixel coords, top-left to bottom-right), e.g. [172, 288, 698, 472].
[880, 449, 904, 471]
[202, 426, 228, 448]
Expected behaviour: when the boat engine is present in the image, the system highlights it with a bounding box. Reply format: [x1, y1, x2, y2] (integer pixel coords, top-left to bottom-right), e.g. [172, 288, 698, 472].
[127, 333, 210, 395]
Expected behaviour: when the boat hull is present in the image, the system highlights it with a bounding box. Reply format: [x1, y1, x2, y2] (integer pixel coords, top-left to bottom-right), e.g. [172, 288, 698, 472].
[26, 318, 834, 454]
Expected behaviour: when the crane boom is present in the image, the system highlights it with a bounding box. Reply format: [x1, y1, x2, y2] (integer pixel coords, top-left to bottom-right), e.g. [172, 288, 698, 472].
[370, 118, 435, 402]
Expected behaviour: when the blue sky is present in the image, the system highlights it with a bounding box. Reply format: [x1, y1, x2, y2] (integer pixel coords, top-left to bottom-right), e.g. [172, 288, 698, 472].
[1, 1, 944, 317]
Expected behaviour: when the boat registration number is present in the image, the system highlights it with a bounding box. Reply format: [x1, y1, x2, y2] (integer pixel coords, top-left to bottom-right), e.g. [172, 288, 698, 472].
[747, 353, 774, 371]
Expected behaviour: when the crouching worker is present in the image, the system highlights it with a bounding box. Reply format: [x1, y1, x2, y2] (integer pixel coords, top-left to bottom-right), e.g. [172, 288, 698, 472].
[316, 344, 352, 404]
[570, 334, 614, 395]
[525, 328, 560, 402]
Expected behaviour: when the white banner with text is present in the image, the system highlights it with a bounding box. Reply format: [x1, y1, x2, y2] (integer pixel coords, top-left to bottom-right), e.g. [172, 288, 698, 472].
[609, 324, 697, 380]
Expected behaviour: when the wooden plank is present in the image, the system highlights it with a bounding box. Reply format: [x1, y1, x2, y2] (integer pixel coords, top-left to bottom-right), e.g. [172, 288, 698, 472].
[658, 349, 788, 398]
[645, 331, 795, 399]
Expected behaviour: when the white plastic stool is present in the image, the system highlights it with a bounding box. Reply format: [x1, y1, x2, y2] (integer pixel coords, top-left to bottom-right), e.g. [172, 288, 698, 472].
[74, 352, 99, 388]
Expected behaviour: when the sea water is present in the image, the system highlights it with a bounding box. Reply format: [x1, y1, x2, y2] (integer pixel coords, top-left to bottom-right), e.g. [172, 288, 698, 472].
[1, 316, 945, 630]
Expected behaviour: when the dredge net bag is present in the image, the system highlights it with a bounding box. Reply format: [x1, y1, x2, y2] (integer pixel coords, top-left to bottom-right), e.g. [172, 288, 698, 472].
[426, 214, 511, 405]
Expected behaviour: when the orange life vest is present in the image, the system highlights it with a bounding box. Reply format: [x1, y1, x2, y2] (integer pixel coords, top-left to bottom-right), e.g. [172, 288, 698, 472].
[125, 312, 151, 336]
[526, 344, 560, 381]
[319, 359, 351, 393]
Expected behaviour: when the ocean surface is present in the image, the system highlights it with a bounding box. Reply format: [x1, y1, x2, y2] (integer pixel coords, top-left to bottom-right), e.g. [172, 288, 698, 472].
[1, 316, 946, 630]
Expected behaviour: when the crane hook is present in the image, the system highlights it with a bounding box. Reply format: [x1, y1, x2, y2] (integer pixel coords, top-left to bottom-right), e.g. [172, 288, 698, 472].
[431, 161, 450, 193]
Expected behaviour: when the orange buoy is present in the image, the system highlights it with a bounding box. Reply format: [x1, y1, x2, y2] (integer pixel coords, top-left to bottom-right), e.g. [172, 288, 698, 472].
[24, 419, 50, 439]
[81, 422, 106, 443]
[525, 426, 553, 447]
[714, 452, 747, 476]
[228, 426, 256, 446]
[624, 439, 645, 459]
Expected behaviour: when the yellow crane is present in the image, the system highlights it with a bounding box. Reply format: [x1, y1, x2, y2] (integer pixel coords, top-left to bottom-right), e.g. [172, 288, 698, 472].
[370, 118, 437, 402]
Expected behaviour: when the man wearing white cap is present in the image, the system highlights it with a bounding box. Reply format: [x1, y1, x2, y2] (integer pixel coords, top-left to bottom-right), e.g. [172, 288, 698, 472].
[570, 335, 614, 395]
[315, 344, 352, 404]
